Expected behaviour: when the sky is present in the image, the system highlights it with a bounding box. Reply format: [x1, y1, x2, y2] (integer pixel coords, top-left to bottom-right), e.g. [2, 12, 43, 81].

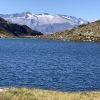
[0, 0, 100, 21]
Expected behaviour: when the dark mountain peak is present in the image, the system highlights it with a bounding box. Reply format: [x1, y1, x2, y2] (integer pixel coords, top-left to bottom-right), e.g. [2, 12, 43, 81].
[0, 17, 7, 23]
[0, 17, 43, 37]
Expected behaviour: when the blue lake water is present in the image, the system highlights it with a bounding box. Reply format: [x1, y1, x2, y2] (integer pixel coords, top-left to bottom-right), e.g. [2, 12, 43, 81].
[0, 38, 100, 91]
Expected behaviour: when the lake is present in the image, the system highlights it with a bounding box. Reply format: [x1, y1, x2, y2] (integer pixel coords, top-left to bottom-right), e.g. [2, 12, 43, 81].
[0, 38, 100, 91]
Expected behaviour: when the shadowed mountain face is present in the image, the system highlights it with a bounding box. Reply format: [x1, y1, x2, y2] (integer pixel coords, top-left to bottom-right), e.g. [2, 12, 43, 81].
[0, 17, 43, 37]
[37, 20, 100, 41]
[0, 12, 87, 34]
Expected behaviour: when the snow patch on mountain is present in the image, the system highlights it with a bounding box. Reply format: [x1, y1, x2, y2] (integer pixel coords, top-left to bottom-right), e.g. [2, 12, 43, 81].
[0, 12, 87, 34]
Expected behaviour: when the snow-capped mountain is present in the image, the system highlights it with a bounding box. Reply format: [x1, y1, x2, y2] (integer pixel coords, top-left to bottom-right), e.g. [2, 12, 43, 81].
[0, 12, 87, 34]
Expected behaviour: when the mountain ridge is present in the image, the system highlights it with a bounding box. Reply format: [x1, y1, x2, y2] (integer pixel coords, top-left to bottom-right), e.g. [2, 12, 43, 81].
[0, 12, 87, 34]
[0, 17, 43, 37]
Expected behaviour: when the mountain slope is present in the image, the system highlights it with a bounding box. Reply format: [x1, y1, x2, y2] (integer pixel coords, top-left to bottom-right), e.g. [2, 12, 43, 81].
[0, 12, 87, 34]
[0, 17, 43, 37]
[36, 20, 100, 41]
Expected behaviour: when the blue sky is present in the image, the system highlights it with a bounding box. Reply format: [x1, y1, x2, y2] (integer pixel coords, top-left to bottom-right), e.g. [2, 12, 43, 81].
[0, 0, 100, 21]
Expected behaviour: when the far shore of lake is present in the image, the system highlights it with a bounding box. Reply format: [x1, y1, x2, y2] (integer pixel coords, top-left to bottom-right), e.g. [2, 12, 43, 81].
[0, 35, 100, 42]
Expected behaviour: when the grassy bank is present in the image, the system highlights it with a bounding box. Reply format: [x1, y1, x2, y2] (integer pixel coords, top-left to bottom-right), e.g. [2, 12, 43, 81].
[0, 88, 100, 100]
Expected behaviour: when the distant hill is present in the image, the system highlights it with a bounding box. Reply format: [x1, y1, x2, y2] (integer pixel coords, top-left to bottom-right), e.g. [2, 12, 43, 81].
[0, 12, 87, 34]
[36, 20, 100, 41]
[0, 17, 43, 38]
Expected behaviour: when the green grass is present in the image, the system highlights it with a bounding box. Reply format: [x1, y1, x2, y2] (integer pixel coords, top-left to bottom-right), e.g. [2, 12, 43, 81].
[0, 88, 100, 100]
